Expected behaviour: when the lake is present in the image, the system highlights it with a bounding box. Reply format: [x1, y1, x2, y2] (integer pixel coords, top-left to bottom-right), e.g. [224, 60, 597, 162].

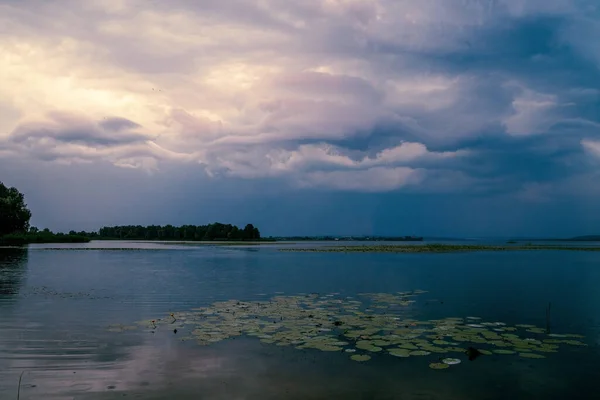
[1, 241, 599, 399]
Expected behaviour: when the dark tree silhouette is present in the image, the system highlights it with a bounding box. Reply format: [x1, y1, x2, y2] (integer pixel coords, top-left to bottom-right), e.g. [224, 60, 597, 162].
[95, 222, 261, 241]
[0, 182, 32, 236]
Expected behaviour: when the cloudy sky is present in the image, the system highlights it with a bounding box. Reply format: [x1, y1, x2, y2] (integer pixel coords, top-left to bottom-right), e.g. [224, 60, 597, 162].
[1, 0, 599, 237]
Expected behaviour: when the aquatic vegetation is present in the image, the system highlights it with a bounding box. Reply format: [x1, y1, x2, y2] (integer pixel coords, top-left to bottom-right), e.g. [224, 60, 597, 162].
[388, 348, 411, 357]
[429, 362, 449, 370]
[442, 358, 461, 365]
[409, 350, 432, 356]
[108, 291, 586, 370]
[280, 244, 600, 253]
[17, 370, 25, 400]
[493, 349, 516, 355]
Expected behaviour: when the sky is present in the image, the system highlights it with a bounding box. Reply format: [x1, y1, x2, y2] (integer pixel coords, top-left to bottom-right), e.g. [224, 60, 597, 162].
[1, 0, 599, 238]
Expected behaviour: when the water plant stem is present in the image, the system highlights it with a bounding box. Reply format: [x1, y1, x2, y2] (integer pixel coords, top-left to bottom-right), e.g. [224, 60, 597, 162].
[17, 370, 25, 400]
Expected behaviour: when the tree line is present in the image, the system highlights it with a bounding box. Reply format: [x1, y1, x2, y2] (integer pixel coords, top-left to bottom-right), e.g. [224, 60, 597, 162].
[1, 181, 261, 244]
[84, 223, 261, 241]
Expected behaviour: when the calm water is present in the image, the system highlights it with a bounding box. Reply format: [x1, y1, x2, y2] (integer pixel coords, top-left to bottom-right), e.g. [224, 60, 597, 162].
[1, 241, 599, 399]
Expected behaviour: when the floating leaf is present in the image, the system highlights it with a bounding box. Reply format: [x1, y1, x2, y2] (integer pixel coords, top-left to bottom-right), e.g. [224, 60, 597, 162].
[563, 340, 587, 346]
[389, 348, 411, 358]
[398, 343, 419, 350]
[350, 354, 371, 362]
[493, 349, 516, 355]
[536, 347, 558, 353]
[442, 358, 461, 365]
[526, 328, 546, 334]
[371, 340, 389, 347]
[410, 350, 431, 356]
[429, 362, 450, 370]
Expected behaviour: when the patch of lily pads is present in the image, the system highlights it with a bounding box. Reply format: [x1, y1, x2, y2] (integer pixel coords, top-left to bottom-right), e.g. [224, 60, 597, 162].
[107, 290, 587, 369]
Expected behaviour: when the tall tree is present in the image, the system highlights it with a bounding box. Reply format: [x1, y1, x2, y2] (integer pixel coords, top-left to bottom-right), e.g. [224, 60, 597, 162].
[0, 182, 32, 236]
[243, 223, 260, 239]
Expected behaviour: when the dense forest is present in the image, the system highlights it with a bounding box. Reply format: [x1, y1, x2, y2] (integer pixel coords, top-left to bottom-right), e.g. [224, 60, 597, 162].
[82, 223, 261, 241]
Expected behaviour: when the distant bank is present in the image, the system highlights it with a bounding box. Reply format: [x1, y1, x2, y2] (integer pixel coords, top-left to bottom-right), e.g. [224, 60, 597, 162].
[563, 235, 600, 241]
[0, 223, 263, 245]
[269, 235, 423, 242]
[508, 235, 600, 242]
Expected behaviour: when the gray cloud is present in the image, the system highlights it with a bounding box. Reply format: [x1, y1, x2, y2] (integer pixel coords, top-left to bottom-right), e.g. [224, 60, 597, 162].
[99, 117, 142, 132]
[1, 0, 599, 201]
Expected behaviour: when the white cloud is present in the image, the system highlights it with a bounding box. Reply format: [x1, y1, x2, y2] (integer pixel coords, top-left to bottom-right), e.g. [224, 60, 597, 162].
[582, 139, 600, 158]
[503, 84, 559, 135]
[201, 142, 466, 179]
[298, 167, 426, 192]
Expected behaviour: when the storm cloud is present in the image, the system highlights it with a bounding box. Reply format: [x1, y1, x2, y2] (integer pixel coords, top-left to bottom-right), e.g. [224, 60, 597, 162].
[1, 0, 599, 235]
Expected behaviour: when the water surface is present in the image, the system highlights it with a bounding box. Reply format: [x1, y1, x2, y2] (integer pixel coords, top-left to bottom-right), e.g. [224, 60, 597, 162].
[1, 241, 599, 399]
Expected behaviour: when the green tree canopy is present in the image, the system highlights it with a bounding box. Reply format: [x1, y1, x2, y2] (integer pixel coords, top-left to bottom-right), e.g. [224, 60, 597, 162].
[95, 222, 261, 241]
[0, 182, 32, 236]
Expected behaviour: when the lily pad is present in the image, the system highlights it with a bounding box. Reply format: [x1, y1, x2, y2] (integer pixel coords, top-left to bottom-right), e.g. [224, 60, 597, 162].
[563, 340, 587, 346]
[526, 328, 547, 334]
[350, 354, 371, 362]
[442, 358, 461, 365]
[398, 343, 419, 350]
[429, 362, 450, 370]
[389, 348, 411, 357]
[410, 350, 431, 356]
[356, 342, 383, 352]
[493, 349, 516, 355]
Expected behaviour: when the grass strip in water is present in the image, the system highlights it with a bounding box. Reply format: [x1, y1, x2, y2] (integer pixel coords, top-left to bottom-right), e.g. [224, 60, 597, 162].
[279, 244, 600, 254]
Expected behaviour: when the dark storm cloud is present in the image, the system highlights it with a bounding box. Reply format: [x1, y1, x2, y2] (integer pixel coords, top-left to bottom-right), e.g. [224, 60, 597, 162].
[1, 0, 600, 235]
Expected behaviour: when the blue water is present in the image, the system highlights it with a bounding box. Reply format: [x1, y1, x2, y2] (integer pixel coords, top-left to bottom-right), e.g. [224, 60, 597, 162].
[1, 242, 599, 399]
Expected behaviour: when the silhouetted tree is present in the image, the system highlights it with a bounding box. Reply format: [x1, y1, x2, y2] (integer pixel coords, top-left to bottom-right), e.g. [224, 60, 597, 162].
[0, 182, 32, 236]
[93, 222, 261, 241]
[243, 224, 260, 240]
